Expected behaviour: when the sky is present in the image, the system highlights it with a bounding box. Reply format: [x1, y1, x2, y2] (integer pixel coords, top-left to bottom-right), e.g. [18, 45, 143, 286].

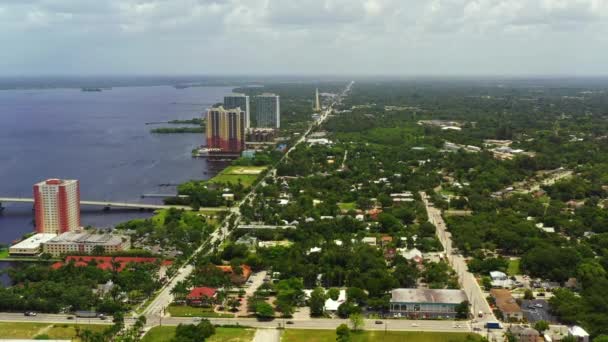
[1, 0, 607, 76]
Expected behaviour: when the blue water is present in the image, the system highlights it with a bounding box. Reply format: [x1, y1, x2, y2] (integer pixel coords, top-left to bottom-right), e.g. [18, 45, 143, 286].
[0, 85, 234, 244]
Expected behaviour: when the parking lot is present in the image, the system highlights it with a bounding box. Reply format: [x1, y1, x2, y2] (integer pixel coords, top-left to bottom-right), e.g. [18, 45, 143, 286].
[521, 299, 557, 323]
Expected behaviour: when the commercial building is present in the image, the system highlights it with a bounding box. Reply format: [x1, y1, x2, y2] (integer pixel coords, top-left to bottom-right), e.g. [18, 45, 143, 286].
[206, 106, 246, 154]
[43, 231, 130, 257]
[252, 93, 280, 128]
[9, 233, 57, 256]
[33, 179, 81, 234]
[216, 264, 252, 285]
[246, 128, 276, 143]
[389, 288, 467, 319]
[187, 287, 217, 307]
[491, 288, 523, 321]
[224, 93, 250, 128]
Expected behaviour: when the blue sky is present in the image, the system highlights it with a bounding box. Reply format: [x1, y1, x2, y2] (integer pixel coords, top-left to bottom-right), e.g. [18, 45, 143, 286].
[1, 0, 607, 76]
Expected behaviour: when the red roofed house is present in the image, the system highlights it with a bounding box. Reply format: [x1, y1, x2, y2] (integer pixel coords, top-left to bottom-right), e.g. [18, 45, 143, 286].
[380, 235, 393, 247]
[51, 256, 172, 272]
[367, 208, 383, 220]
[216, 265, 252, 285]
[186, 287, 217, 307]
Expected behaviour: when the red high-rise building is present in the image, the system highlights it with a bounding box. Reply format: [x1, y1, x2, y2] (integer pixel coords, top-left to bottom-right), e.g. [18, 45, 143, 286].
[33, 179, 81, 234]
[206, 106, 245, 153]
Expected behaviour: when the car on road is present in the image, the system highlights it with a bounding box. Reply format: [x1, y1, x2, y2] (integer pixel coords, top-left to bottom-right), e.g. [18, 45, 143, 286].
[24, 311, 37, 317]
[535, 303, 543, 308]
[375, 320, 383, 324]
[411, 323, 419, 327]
[67, 316, 74, 320]
[286, 321, 294, 325]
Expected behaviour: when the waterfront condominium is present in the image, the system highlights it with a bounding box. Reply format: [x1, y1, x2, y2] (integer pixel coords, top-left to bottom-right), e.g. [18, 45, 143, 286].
[33, 179, 81, 234]
[206, 106, 246, 153]
[224, 94, 250, 128]
[253, 93, 280, 129]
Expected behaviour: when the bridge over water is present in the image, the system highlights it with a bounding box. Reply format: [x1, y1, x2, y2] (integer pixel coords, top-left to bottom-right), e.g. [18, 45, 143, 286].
[0, 197, 225, 213]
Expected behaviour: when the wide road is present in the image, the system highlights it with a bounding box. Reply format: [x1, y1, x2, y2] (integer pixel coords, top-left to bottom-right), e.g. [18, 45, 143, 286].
[141, 81, 354, 326]
[0, 313, 470, 333]
[420, 192, 503, 340]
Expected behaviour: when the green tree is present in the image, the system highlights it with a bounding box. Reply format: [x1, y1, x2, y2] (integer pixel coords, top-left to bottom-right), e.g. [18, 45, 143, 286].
[524, 289, 534, 300]
[171, 320, 215, 342]
[336, 323, 351, 342]
[534, 320, 549, 333]
[309, 287, 327, 317]
[349, 313, 364, 332]
[455, 300, 470, 319]
[328, 288, 340, 301]
[255, 302, 275, 320]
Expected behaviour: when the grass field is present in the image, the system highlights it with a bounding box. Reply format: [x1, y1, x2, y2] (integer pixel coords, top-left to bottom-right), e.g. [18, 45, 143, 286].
[142, 326, 255, 342]
[0, 322, 107, 340]
[168, 305, 235, 318]
[0, 249, 9, 259]
[281, 330, 483, 342]
[507, 259, 521, 276]
[338, 202, 357, 211]
[209, 166, 267, 188]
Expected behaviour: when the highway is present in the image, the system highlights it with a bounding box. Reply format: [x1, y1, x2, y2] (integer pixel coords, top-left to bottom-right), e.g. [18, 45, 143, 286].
[140, 81, 354, 327]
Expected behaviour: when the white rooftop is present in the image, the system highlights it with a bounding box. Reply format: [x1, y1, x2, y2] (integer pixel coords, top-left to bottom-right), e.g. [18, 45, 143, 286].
[10, 233, 57, 249]
[569, 326, 589, 337]
[325, 289, 347, 311]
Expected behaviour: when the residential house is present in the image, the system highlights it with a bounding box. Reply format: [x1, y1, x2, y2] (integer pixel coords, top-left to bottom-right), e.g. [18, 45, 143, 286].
[491, 289, 523, 321]
[508, 326, 540, 342]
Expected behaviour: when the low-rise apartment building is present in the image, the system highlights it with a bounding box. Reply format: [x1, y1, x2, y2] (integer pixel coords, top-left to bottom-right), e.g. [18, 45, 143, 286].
[43, 231, 130, 256]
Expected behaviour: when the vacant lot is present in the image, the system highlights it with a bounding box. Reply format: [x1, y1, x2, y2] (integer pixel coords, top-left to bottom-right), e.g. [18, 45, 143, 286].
[281, 330, 483, 342]
[0, 322, 107, 341]
[142, 326, 255, 342]
[209, 166, 267, 187]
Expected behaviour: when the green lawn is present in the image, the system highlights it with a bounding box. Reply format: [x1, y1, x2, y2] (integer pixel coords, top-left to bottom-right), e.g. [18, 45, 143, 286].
[507, 259, 521, 276]
[338, 202, 357, 211]
[0, 249, 9, 259]
[281, 330, 483, 342]
[0, 322, 107, 341]
[209, 166, 267, 188]
[168, 305, 235, 318]
[142, 326, 254, 342]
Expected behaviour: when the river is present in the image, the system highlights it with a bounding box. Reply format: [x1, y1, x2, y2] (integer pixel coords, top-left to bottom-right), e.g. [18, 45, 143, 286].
[0, 84, 233, 284]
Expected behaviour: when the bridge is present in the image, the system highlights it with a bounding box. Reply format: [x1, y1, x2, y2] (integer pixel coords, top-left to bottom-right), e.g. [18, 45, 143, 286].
[0, 197, 225, 213]
[237, 224, 296, 230]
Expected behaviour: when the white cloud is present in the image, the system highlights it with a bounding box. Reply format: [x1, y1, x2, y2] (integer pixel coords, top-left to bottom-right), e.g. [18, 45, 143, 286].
[0, 0, 607, 75]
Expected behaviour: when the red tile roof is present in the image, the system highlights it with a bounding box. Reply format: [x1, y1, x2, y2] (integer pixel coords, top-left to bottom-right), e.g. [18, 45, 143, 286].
[51, 256, 173, 272]
[187, 287, 217, 300]
[216, 264, 252, 283]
